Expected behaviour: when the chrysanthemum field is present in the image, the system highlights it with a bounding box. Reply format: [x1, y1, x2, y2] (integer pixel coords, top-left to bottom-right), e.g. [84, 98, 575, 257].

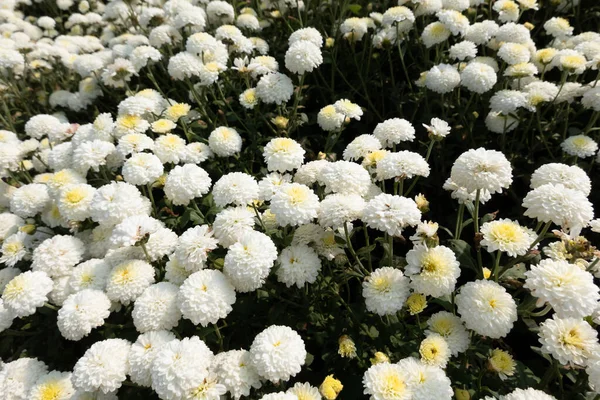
[1, 0, 600, 399]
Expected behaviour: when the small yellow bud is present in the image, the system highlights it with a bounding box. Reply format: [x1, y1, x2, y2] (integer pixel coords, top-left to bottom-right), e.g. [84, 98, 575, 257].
[19, 224, 36, 235]
[455, 388, 471, 400]
[115, 175, 124, 182]
[317, 152, 327, 160]
[524, 22, 534, 30]
[370, 351, 390, 365]
[414, 194, 429, 213]
[270, 10, 282, 18]
[406, 293, 427, 315]
[325, 37, 335, 48]
[319, 375, 343, 400]
[271, 116, 289, 129]
[482, 267, 492, 280]
[472, 111, 479, 119]
[153, 174, 167, 188]
[338, 335, 357, 359]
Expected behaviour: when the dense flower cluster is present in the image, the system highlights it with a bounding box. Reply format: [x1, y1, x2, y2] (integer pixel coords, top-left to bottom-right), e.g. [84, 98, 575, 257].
[0, 0, 599, 399]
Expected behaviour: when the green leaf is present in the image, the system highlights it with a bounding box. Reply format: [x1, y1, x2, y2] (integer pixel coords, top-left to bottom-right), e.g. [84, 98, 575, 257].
[448, 239, 477, 271]
[347, 4, 362, 15]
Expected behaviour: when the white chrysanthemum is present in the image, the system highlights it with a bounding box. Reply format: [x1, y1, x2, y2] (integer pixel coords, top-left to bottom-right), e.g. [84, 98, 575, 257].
[213, 207, 256, 248]
[421, 22, 451, 48]
[522, 183, 594, 233]
[287, 382, 320, 399]
[363, 267, 410, 316]
[211, 350, 262, 399]
[561, 135, 598, 158]
[57, 184, 95, 222]
[259, 173, 293, 202]
[154, 134, 187, 164]
[184, 142, 213, 164]
[276, 244, 322, 288]
[294, 160, 329, 186]
[105, 260, 155, 305]
[46, 169, 86, 197]
[164, 164, 212, 206]
[239, 88, 259, 109]
[449, 41, 477, 60]
[460, 62, 497, 94]
[31, 235, 85, 277]
[334, 99, 363, 120]
[165, 256, 193, 285]
[343, 134, 382, 161]
[485, 112, 520, 134]
[248, 56, 279, 78]
[151, 336, 214, 400]
[0, 231, 28, 268]
[72, 140, 116, 174]
[480, 219, 536, 257]
[0, 358, 47, 400]
[174, 225, 219, 272]
[0, 213, 23, 242]
[28, 370, 75, 400]
[376, 151, 430, 181]
[498, 43, 532, 66]
[10, 183, 50, 218]
[109, 215, 162, 249]
[24, 114, 67, 140]
[250, 325, 306, 383]
[260, 393, 297, 400]
[539, 315, 599, 367]
[544, 17, 573, 39]
[213, 172, 259, 208]
[363, 194, 421, 236]
[340, 17, 369, 41]
[503, 388, 556, 400]
[524, 259, 599, 319]
[208, 126, 242, 157]
[456, 280, 518, 339]
[116, 133, 154, 157]
[270, 183, 320, 227]
[132, 282, 181, 333]
[285, 40, 323, 74]
[178, 269, 235, 326]
[69, 259, 110, 293]
[122, 153, 164, 186]
[363, 362, 411, 400]
[264, 138, 305, 172]
[419, 333, 451, 368]
[256, 73, 294, 105]
[465, 21, 499, 45]
[373, 118, 415, 148]
[224, 230, 278, 292]
[129, 330, 176, 387]
[2, 271, 53, 318]
[423, 118, 451, 139]
[405, 245, 461, 298]
[318, 193, 365, 229]
[587, 358, 600, 394]
[450, 148, 512, 194]
[72, 339, 131, 394]
[397, 357, 453, 400]
[425, 64, 460, 94]
[425, 311, 469, 356]
[582, 87, 600, 111]
[57, 289, 111, 341]
[318, 161, 371, 196]
[90, 182, 151, 226]
[317, 105, 345, 131]
[489, 90, 529, 114]
[289, 27, 323, 48]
